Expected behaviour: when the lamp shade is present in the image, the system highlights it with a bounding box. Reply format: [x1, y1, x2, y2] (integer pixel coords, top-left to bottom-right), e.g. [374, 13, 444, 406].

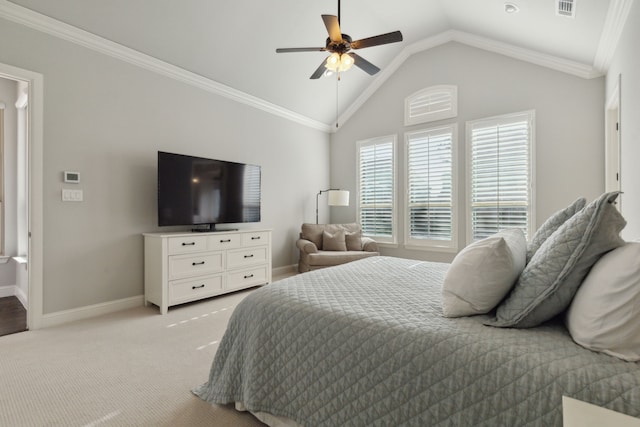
[327, 190, 349, 206]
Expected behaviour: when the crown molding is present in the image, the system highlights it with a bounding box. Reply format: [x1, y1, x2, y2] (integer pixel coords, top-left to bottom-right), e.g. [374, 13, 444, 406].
[335, 30, 601, 131]
[452, 31, 602, 79]
[0, 0, 332, 133]
[593, 0, 635, 72]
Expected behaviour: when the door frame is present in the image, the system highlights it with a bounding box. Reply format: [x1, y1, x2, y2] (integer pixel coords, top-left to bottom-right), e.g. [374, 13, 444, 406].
[605, 74, 622, 208]
[0, 61, 43, 330]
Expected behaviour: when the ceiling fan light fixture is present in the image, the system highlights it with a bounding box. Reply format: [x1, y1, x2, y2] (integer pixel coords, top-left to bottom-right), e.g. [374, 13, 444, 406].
[339, 53, 354, 71]
[325, 53, 354, 73]
[325, 52, 341, 71]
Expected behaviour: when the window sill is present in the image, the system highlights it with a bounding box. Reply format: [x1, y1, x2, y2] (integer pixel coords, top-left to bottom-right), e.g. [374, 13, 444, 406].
[404, 244, 458, 253]
[0, 256, 10, 264]
[376, 242, 399, 249]
[13, 256, 28, 265]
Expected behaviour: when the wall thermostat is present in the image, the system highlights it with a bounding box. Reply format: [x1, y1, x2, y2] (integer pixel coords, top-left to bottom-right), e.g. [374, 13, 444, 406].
[64, 171, 80, 183]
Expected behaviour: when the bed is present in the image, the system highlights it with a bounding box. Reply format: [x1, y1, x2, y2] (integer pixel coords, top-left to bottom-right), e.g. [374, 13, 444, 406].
[193, 255, 640, 426]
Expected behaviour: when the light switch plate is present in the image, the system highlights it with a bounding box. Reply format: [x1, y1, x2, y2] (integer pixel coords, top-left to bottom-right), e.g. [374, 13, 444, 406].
[62, 189, 83, 202]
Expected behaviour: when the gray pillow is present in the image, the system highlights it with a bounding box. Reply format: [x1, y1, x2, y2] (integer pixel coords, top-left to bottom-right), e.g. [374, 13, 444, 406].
[486, 192, 626, 328]
[345, 230, 363, 251]
[527, 197, 586, 263]
[323, 230, 347, 251]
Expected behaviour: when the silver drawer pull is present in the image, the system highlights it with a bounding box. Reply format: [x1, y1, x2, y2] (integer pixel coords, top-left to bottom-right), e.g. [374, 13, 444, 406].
[251, 236, 261, 240]
[244, 274, 254, 279]
[192, 284, 205, 290]
[220, 239, 231, 243]
[182, 242, 196, 246]
[192, 261, 205, 266]
[244, 254, 254, 259]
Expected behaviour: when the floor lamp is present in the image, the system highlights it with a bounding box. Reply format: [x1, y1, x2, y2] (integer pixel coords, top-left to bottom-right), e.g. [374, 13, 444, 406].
[316, 189, 350, 224]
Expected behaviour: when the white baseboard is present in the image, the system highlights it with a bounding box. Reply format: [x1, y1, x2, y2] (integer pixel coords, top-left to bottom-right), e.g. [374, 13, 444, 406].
[36, 266, 296, 329]
[0, 285, 28, 309]
[15, 286, 28, 309]
[42, 295, 144, 328]
[272, 264, 297, 278]
[0, 285, 16, 298]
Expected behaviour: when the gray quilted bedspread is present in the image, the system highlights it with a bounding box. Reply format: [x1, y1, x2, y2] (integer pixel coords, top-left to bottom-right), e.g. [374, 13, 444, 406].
[194, 256, 640, 426]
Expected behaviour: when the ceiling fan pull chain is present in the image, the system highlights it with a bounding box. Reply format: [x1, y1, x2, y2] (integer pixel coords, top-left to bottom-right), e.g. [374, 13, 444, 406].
[336, 74, 340, 128]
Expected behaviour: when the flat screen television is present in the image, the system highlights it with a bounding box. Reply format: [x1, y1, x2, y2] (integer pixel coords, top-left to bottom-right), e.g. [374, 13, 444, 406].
[157, 151, 261, 230]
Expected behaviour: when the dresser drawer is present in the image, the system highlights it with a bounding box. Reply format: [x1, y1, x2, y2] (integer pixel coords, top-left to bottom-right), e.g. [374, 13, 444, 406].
[168, 252, 224, 280]
[242, 231, 270, 247]
[209, 234, 242, 250]
[227, 246, 267, 269]
[227, 265, 268, 290]
[167, 235, 208, 255]
[169, 275, 224, 304]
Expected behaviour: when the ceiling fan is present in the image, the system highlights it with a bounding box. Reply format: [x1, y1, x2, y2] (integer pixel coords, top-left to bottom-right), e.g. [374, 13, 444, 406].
[275, 0, 403, 79]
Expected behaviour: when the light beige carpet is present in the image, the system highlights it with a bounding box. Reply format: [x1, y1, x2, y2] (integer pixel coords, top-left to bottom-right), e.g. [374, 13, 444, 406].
[0, 287, 269, 427]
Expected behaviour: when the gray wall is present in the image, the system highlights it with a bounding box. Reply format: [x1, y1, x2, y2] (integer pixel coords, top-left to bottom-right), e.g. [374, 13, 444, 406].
[330, 42, 605, 262]
[0, 18, 330, 314]
[606, 1, 640, 240]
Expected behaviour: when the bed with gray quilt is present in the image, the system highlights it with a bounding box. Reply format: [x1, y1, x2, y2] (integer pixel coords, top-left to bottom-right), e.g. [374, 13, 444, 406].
[194, 256, 640, 426]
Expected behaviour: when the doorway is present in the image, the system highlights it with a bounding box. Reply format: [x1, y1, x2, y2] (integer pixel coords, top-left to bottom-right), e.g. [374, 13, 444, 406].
[0, 62, 43, 332]
[605, 74, 621, 208]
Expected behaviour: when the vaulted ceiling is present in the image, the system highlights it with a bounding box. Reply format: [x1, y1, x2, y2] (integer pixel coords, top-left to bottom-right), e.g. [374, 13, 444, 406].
[5, 0, 619, 130]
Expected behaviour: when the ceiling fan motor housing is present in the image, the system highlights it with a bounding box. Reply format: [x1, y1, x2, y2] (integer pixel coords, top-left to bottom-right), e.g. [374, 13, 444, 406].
[326, 34, 353, 54]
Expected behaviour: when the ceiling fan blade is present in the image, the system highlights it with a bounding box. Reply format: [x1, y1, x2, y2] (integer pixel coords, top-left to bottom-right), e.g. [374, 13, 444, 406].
[351, 30, 403, 50]
[350, 53, 380, 76]
[276, 47, 326, 53]
[322, 14, 342, 43]
[310, 59, 328, 79]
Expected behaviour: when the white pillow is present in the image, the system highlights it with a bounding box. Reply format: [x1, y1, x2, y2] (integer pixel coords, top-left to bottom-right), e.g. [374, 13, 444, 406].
[566, 242, 640, 361]
[442, 229, 526, 317]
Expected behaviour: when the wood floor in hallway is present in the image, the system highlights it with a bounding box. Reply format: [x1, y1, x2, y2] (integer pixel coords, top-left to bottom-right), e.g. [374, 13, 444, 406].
[0, 296, 27, 337]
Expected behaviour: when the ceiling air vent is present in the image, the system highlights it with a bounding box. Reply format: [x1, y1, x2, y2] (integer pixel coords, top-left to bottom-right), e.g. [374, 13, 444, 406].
[556, 0, 576, 18]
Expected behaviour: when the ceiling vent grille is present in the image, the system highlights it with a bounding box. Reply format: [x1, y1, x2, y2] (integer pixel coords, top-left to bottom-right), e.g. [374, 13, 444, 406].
[556, 0, 576, 18]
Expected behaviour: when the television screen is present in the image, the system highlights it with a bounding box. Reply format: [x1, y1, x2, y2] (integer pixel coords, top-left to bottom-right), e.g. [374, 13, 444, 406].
[157, 151, 261, 228]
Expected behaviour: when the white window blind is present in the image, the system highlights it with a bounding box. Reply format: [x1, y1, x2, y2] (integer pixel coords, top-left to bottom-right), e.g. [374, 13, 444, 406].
[242, 165, 261, 222]
[405, 85, 458, 126]
[468, 111, 534, 241]
[405, 125, 456, 249]
[357, 136, 396, 243]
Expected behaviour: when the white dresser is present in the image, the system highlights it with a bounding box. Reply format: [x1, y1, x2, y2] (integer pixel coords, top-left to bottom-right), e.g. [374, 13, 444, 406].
[143, 229, 272, 314]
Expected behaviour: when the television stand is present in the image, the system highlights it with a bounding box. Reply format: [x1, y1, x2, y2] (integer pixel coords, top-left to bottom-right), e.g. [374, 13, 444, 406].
[143, 229, 272, 314]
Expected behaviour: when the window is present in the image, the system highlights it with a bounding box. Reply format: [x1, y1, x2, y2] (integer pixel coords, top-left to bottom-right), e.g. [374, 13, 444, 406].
[405, 125, 457, 250]
[357, 135, 396, 244]
[242, 165, 261, 222]
[405, 85, 458, 126]
[467, 111, 535, 242]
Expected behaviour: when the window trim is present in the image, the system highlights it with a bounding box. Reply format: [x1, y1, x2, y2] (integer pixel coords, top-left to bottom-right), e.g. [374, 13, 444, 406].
[356, 134, 397, 245]
[465, 110, 536, 244]
[403, 124, 458, 252]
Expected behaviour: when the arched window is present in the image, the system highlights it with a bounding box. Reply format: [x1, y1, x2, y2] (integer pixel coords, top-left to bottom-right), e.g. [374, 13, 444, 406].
[405, 85, 458, 126]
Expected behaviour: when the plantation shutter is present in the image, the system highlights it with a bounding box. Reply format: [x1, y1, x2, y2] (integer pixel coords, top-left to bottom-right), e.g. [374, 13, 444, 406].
[358, 138, 395, 242]
[242, 165, 261, 222]
[469, 112, 533, 241]
[406, 126, 455, 247]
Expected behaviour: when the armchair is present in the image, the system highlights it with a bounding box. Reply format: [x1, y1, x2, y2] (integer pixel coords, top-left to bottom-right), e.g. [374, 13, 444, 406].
[297, 223, 379, 273]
